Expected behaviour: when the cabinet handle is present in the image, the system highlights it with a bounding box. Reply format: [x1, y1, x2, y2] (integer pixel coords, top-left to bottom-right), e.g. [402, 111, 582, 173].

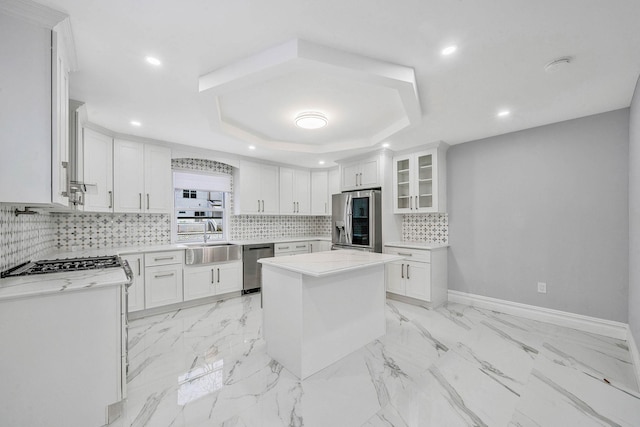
[154, 272, 174, 279]
[61, 161, 69, 197]
[325, 202, 327, 214]
[415, 196, 418, 209]
[108, 191, 113, 209]
[401, 263, 405, 279]
[295, 245, 305, 248]
[398, 252, 413, 257]
[211, 269, 215, 284]
[293, 202, 296, 213]
[217, 268, 220, 283]
[258, 200, 261, 212]
[139, 193, 142, 209]
[410, 196, 413, 210]
[280, 246, 290, 249]
[154, 256, 174, 261]
[137, 258, 141, 276]
[262, 200, 265, 212]
[147, 193, 150, 210]
[406, 264, 410, 279]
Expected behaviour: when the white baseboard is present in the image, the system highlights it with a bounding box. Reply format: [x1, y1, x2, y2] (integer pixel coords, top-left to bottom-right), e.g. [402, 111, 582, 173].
[628, 327, 640, 389]
[447, 290, 628, 340]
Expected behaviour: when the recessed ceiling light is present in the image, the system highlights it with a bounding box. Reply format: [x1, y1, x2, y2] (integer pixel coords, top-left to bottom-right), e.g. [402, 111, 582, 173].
[145, 56, 162, 66]
[248, 145, 256, 150]
[497, 110, 510, 117]
[382, 143, 390, 148]
[318, 160, 325, 165]
[130, 120, 141, 127]
[295, 112, 328, 130]
[441, 45, 457, 56]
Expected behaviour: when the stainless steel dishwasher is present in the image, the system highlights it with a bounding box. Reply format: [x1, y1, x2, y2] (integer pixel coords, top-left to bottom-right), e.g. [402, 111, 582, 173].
[242, 243, 274, 293]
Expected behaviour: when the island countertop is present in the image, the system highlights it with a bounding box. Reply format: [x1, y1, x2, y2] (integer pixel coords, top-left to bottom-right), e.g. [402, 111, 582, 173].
[258, 250, 403, 277]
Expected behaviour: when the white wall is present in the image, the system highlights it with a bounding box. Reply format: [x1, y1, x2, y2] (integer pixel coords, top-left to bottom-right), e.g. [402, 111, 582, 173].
[629, 76, 640, 346]
[447, 109, 629, 322]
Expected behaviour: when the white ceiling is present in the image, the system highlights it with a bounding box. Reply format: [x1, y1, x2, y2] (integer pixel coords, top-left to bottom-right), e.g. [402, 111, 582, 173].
[36, 0, 640, 168]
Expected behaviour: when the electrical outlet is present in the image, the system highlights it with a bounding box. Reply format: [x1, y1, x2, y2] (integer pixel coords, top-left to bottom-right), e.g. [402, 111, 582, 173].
[537, 282, 547, 294]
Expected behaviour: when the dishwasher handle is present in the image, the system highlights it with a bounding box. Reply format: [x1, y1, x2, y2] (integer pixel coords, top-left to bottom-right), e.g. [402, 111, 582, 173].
[247, 246, 273, 251]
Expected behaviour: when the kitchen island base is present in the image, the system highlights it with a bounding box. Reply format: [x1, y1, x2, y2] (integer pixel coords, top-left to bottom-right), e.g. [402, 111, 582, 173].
[262, 264, 386, 380]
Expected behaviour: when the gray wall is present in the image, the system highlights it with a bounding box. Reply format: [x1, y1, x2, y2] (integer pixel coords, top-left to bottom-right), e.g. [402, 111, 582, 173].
[448, 109, 629, 322]
[630, 76, 640, 345]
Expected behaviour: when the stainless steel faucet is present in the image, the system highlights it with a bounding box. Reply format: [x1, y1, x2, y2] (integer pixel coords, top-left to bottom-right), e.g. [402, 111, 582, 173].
[204, 219, 216, 243]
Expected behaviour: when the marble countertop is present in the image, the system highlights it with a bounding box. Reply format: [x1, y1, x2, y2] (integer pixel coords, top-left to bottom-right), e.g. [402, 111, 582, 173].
[259, 250, 403, 277]
[384, 241, 449, 250]
[0, 267, 130, 302]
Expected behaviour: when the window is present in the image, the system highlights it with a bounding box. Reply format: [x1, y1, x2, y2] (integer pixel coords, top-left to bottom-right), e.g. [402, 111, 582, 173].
[173, 171, 231, 243]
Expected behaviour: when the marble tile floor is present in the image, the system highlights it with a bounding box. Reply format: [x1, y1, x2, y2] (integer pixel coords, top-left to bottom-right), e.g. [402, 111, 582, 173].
[108, 294, 640, 427]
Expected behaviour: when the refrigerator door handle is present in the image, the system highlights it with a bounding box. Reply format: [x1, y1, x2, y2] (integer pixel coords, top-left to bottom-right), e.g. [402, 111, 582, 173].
[346, 194, 352, 244]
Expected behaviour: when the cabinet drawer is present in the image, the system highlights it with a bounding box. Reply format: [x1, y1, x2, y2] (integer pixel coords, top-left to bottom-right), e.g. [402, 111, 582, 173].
[384, 246, 430, 263]
[275, 241, 309, 256]
[144, 265, 183, 309]
[144, 250, 184, 266]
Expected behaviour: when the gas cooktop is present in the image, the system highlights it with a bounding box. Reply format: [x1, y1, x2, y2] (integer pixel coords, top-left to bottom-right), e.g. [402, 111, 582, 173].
[1, 255, 125, 278]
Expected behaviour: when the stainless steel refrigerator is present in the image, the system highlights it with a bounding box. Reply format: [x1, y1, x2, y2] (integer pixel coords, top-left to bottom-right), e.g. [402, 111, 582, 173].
[331, 189, 382, 253]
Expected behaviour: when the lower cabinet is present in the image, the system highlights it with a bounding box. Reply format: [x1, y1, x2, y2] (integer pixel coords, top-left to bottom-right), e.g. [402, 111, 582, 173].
[144, 264, 183, 309]
[384, 245, 448, 306]
[309, 240, 332, 252]
[120, 253, 145, 312]
[275, 241, 310, 256]
[183, 261, 242, 301]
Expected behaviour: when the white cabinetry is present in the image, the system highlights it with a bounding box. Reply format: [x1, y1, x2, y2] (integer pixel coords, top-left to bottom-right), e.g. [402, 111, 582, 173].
[183, 261, 242, 301]
[384, 245, 448, 306]
[144, 251, 184, 309]
[0, 11, 74, 206]
[280, 168, 310, 215]
[393, 143, 448, 213]
[121, 253, 144, 312]
[234, 161, 279, 214]
[275, 241, 310, 256]
[340, 156, 380, 191]
[309, 240, 332, 252]
[82, 128, 114, 212]
[311, 170, 329, 215]
[113, 140, 172, 213]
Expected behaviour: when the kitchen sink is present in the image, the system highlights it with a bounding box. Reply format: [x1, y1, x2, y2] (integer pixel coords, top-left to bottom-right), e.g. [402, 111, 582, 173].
[185, 244, 241, 265]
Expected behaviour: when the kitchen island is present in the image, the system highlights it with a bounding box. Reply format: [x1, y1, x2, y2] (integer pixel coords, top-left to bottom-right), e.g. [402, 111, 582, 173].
[259, 250, 403, 379]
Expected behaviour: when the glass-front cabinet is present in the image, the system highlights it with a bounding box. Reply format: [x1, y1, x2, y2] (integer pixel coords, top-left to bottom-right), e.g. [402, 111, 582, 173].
[392, 143, 447, 214]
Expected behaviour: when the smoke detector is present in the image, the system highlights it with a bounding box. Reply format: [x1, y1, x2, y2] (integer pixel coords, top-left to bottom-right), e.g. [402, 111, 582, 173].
[544, 57, 572, 73]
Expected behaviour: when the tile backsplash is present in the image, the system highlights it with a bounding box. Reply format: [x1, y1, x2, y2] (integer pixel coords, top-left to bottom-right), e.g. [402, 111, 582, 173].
[0, 205, 57, 271]
[402, 213, 448, 243]
[231, 215, 331, 240]
[54, 212, 171, 252]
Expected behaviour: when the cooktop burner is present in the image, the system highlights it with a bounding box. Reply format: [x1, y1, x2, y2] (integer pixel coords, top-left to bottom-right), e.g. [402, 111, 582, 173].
[1, 256, 124, 278]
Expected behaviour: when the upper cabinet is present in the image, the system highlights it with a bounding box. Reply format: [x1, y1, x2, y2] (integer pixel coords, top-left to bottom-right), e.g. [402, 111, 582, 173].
[392, 143, 448, 214]
[0, 9, 75, 206]
[234, 161, 279, 214]
[339, 156, 380, 191]
[280, 168, 310, 215]
[113, 139, 172, 213]
[310, 170, 328, 215]
[82, 129, 114, 212]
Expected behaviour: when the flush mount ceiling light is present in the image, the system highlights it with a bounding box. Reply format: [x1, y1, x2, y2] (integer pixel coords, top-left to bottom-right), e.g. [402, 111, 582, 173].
[248, 145, 256, 150]
[497, 110, 510, 117]
[382, 143, 390, 148]
[145, 56, 162, 66]
[130, 120, 142, 127]
[441, 45, 457, 56]
[295, 112, 328, 130]
[544, 56, 572, 73]
[318, 160, 325, 165]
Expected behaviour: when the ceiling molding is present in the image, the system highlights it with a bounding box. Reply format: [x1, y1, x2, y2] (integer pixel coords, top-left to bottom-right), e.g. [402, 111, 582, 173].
[0, 0, 67, 29]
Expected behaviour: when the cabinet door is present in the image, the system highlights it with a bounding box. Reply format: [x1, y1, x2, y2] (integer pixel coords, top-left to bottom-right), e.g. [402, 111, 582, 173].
[144, 144, 172, 213]
[341, 163, 359, 190]
[82, 129, 113, 212]
[405, 261, 431, 301]
[311, 170, 328, 215]
[415, 150, 435, 212]
[385, 261, 406, 295]
[113, 139, 144, 212]
[51, 30, 70, 207]
[144, 265, 183, 308]
[310, 240, 332, 252]
[215, 262, 242, 295]
[260, 164, 279, 214]
[393, 155, 412, 213]
[121, 254, 144, 312]
[294, 169, 311, 214]
[279, 167, 295, 214]
[183, 266, 216, 301]
[360, 158, 379, 188]
[238, 161, 261, 214]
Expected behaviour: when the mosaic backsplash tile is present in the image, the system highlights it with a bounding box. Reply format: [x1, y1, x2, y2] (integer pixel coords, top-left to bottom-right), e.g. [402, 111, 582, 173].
[402, 213, 448, 243]
[230, 215, 331, 240]
[54, 212, 171, 252]
[0, 205, 57, 271]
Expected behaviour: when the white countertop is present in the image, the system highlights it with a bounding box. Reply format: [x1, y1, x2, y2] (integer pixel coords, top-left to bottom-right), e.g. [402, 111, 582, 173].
[0, 267, 129, 302]
[259, 250, 403, 277]
[384, 241, 449, 250]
